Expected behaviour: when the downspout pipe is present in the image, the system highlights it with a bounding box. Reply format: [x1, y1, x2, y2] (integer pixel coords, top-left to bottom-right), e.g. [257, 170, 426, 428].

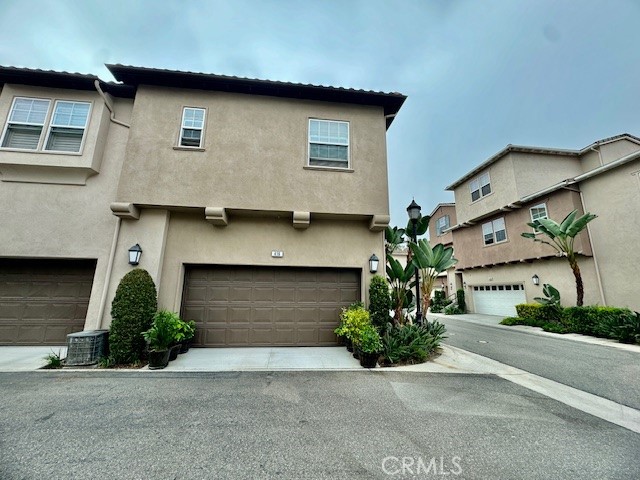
[94, 80, 131, 129]
[97, 217, 121, 329]
[579, 191, 606, 306]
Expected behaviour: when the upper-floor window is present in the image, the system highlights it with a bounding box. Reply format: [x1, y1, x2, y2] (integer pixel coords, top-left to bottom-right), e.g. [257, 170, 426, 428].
[436, 215, 450, 236]
[180, 107, 206, 148]
[470, 172, 491, 202]
[308, 119, 349, 168]
[530, 203, 548, 222]
[1, 97, 90, 153]
[482, 217, 506, 245]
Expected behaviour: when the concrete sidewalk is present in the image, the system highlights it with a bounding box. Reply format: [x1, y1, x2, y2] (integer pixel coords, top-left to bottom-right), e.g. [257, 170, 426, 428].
[0, 346, 67, 372]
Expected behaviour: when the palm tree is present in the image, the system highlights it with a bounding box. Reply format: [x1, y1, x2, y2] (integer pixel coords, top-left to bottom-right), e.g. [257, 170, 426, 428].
[409, 240, 458, 312]
[522, 209, 597, 306]
[386, 256, 415, 325]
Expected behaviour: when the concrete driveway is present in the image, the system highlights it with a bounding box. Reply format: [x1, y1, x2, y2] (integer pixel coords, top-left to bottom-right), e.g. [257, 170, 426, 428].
[0, 346, 66, 371]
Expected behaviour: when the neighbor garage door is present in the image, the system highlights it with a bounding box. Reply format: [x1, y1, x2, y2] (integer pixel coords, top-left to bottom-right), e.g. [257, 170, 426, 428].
[0, 259, 96, 345]
[181, 265, 361, 347]
[472, 284, 526, 317]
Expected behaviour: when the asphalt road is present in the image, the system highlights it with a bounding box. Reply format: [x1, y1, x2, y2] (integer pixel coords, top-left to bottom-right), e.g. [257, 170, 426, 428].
[434, 315, 640, 410]
[1, 371, 639, 480]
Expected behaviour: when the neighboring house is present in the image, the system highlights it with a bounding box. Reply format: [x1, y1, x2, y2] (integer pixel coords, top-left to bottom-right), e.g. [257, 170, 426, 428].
[441, 134, 640, 316]
[427, 203, 459, 299]
[0, 64, 406, 346]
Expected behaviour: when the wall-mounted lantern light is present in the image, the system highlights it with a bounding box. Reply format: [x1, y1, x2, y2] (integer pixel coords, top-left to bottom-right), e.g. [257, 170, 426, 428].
[128, 244, 142, 266]
[369, 254, 379, 273]
[532, 274, 540, 286]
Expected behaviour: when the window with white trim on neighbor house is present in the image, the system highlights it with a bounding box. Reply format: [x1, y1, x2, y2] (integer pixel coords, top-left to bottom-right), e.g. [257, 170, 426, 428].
[470, 172, 491, 202]
[179, 107, 206, 148]
[530, 203, 548, 222]
[436, 215, 450, 236]
[1, 97, 91, 153]
[308, 119, 349, 168]
[482, 217, 506, 245]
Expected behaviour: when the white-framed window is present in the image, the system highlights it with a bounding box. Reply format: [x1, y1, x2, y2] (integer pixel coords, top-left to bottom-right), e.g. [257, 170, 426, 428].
[530, 203, 548, 222]
[436, 215, 450, 236]
[1, 97, 51, 150]
[482, 217, 507, 245]
[308, 119, 349, 168]
[44, 100, 91, 152]
[469, 172, 491, 202]
[180, 107, 206, 148]
[1, 97, 91, 153]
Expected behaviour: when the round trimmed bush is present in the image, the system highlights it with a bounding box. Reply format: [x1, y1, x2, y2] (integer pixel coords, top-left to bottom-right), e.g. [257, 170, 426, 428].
[108, 268, 158, 365]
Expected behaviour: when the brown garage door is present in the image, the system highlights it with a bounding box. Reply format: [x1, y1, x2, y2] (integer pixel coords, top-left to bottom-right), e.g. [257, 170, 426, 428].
[181, 265, 361, 347]
[0, 259, 96, 345]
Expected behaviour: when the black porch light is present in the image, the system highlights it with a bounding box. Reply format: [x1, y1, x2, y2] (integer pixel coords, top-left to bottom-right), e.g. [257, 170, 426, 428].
[128, 244, 142, 266]
[532, 274, 540, 286]
[369, 254, 379, 273]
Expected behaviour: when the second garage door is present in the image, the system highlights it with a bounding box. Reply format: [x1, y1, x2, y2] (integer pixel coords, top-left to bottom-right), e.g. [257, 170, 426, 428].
[0, 258, 95, 345]
[472, 284, 526, 317]
[181, 265, 361, 347]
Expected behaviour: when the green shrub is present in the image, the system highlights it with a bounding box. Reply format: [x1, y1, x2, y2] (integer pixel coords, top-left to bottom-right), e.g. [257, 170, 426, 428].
[430, 290, 451, 313]
[380, 322, 445, 365]
[541, 322, 568, 333]
[456, 289, 466, 313]
[368, 275, 392, 329]
[590, 307, 638, 342]
[515, 303, 543, 321]
[334, 304, 371, 344]
[108, 268, 157, 365]
[357, 324, 383, 354]
[500, 316, 545, 328]
[561, 306, 597, 335]
[444, 304, 464, 315]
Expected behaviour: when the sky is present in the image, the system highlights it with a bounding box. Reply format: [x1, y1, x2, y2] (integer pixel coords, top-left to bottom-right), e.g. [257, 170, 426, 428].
[2, 0, 639, 226]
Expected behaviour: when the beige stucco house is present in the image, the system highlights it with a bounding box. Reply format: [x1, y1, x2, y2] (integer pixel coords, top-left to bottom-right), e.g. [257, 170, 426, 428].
[0, 64, 405, 346]
[441, 134, 640, 316]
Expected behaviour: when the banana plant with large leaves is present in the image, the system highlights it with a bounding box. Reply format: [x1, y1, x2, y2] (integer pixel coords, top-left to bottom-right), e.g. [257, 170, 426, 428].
[522, 209, 597, 306]
[385, 226, 406, 259]
[409, 239, 458, 312]
[386, 255, 415, 325]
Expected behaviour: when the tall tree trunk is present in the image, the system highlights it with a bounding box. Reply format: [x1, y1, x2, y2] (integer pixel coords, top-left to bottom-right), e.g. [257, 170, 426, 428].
[569, 259, 584, 306]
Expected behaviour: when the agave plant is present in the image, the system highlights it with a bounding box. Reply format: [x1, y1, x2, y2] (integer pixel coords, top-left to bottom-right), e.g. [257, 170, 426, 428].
[522, 209, 597, 306]
[409, 239, 458, 312]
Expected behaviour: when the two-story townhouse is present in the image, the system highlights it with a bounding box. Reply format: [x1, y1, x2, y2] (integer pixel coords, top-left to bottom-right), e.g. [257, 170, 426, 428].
[427, 203, 459, 298]
[443, 134, 640, 316]
[0, 64, 406, 347]
[0, 66, 134, 345]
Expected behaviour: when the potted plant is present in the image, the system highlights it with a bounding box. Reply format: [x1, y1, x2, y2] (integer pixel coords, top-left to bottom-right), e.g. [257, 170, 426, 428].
[334, 303, 370, 353]
[142, 310, 175, 369]
[177, 319, 196, 353]
[358, 324, 382, 368]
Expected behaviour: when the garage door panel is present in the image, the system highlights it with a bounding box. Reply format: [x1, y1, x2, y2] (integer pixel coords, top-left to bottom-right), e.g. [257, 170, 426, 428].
[297, 288, 317, 303]
[0, 259, 95, 345]
[183, 265, 360, 347]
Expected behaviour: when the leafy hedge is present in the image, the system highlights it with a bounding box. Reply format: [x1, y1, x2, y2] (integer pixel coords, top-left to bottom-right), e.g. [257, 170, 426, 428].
[430, 290, 451, 313]
[368, 275, 392, 330]
[505, 303, 639, 343]
[108, 269, 157, 365]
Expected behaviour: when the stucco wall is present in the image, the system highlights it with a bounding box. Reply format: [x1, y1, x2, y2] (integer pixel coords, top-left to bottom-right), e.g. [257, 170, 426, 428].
[100, 210, 385, 328]
[453, 154, 517, 225]
[452, 189, 591, 269]
[429, 204, 456, 246]
[116, 86, 390, 216]
[579, 160, 640, 310]
[512, 152, 581, 198]
[461, 256, 599, 311]
[0, 87, 133, 330]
